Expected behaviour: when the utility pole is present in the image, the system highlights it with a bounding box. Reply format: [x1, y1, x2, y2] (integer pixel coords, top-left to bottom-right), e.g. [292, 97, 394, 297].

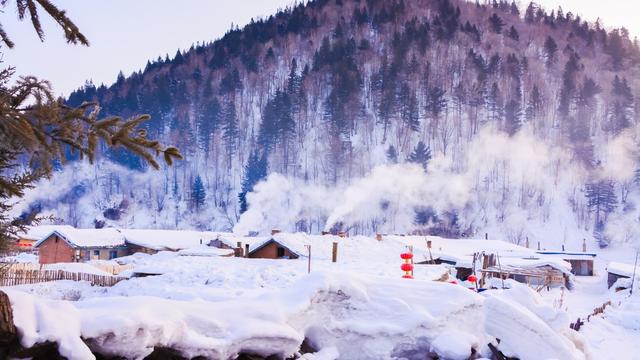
[631, 250, 639, 296]
[306, 245, 311, 274]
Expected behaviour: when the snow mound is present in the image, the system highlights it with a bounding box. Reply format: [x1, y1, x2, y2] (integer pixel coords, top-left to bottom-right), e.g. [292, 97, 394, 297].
[430, 329, 480, 360]
[4, 289, 94, 360]
[483, 293, 585, 360]
[5, 271, 589, 360]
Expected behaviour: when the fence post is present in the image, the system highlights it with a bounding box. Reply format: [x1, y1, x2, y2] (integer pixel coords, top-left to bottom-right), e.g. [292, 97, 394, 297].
[332, 242, 338, 263]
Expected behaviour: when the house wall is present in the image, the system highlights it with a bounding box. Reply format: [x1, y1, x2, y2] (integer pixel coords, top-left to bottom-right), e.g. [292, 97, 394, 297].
[38, 235, 75, 264]
[127, 244, 158, 255]
[568, 259, 594, 276]
[249, 242, 298, 259]
[83, 247, 129, 261]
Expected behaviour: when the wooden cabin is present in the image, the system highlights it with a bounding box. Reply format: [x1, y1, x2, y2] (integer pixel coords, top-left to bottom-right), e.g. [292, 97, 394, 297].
[536, 251, 596, 276]
[247, 239, 300, 259]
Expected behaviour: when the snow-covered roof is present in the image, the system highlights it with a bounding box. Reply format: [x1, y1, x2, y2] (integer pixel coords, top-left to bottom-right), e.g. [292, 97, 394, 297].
[248, 233, 312, 257]
[18, 225, 76, 241]
[33, 227, 126, 249]
[606, 261, 639, 278]
[536, 251, 597, 261]
[385, 235, 535, 265]
[498, 256, 572, 274]
[178, 246, 235, 257]
[121, 229, 228, 251]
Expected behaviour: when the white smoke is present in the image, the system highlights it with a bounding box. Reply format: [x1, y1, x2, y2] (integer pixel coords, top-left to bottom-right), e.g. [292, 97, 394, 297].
[599, 130, 638, 182]
[235, 125, 590, 238]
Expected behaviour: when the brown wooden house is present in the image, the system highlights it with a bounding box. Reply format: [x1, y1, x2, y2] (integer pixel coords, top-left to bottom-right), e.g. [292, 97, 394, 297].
[247, 238, 301, 259]
[34, 229, 128, 265]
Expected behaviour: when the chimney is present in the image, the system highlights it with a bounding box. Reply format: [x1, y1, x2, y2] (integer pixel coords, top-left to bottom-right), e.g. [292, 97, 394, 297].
[537, 241, 541, 251]
[582, 238, 586, 253]
[562, 244, 565, 251]
[485, 233, 488, 240]
[321, 231, 330, 236]
[375, 233, 382, 241]
[236, 241, 243, 257]
[271, 228, 281, 236]
[338, 231, 347, 238]
[525, 236, 529, 249]
[427, 240, 432, 249]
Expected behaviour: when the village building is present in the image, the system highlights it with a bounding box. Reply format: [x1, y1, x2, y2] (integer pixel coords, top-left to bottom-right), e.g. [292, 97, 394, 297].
[606, 262, 638, 290]
[34, 228, 128, 265]
[536, 251, 597, 276]
[119, 229, 232, 254]
[247, 238, 301, 259]
[385, 235, 573, 288]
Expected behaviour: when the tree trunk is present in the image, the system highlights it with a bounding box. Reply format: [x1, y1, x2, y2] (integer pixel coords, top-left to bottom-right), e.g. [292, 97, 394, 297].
[0, 290, 18, 356]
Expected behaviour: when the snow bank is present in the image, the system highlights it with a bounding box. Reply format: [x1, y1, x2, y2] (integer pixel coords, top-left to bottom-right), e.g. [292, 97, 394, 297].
[5, 270, 590, 360]
[4, 289, 95, 360]
[178, 246, 234, 257]
[483, 293, 585, 360]
[430, 329, 481, 360]
[1, 252, 38, 263]
[43, 262, 114, 276]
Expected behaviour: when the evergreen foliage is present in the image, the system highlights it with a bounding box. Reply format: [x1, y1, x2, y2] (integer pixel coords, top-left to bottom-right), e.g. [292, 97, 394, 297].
[191, 175, 206, 211]
[238, 150, 268, 213]
[407, 141, 432, 171]
[0, 1, 181, 250]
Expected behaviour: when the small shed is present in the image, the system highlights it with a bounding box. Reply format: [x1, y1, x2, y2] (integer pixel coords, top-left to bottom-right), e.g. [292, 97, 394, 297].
[606, 262, 638, 290]
[247, 238, 301, 259]
[536, 251, 597, 276]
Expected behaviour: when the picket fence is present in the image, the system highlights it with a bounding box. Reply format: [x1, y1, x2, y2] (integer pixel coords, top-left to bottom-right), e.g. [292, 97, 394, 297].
[0, 268, 126, 287]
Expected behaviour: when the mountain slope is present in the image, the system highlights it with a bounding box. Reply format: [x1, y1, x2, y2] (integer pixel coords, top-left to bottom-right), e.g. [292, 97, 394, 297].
[25, 0, 640, 248]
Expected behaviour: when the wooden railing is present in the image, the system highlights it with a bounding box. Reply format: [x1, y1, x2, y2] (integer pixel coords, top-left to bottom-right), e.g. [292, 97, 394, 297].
[0, 268, 127, 287]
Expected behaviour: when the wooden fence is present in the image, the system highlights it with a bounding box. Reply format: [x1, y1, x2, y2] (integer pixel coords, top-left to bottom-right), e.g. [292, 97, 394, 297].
[0, 269, 127, 287]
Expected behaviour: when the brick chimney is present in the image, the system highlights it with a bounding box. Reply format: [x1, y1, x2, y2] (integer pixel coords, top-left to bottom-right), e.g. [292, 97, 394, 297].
[271, 228, 281, 236]
[375, 233, 382, 241]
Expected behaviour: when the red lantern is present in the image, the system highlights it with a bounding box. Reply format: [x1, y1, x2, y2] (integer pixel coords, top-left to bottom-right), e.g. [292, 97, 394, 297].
[401, 263, 414, 272]
[400, 252, 413, 260]
[467, 275, 477, 283]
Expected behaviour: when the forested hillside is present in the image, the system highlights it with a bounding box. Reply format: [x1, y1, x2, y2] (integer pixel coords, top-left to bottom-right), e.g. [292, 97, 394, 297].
[24, 0, 640, 248]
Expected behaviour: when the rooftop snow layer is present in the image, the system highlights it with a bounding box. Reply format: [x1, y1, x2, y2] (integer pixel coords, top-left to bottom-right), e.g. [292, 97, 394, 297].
[120, 229, 219, 251]
[606, 261, 640, 278]
[18, 225, 76, 241]
[178, 246, 234, 257]
[33, 227, 126, 248]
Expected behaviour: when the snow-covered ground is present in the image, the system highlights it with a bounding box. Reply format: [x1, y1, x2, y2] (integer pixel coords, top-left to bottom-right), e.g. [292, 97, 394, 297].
[2, 233, 640, 359]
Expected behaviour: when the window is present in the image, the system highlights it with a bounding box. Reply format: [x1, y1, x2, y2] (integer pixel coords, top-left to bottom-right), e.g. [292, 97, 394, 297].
[93, 250, 100, 257]
[109, 250, 118, 260]
[277, 246, 285, 258]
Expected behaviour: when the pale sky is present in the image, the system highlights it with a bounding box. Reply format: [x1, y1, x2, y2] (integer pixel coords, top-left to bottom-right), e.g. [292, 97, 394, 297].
[1, 0, 637, 97]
